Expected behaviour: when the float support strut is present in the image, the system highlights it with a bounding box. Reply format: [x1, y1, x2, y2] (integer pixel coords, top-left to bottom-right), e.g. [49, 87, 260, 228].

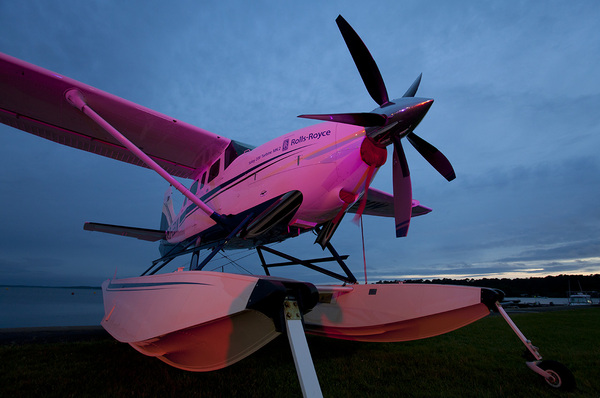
[284, 298, 322, 398]
[194, 214, 253, 270]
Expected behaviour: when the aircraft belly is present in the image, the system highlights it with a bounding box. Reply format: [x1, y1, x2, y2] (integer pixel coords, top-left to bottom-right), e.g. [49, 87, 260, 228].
[304, 283, 491, 342]
[169, 216, 213, 243]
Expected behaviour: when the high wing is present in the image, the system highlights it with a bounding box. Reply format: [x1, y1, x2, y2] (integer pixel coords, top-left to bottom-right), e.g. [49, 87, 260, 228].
[0, 52, 252, 179]
[348, 188, 432, 218]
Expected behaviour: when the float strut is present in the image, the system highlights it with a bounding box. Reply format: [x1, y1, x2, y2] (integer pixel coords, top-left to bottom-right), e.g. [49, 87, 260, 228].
[195, 213, 254, 270]
[284, 298, 323, 398]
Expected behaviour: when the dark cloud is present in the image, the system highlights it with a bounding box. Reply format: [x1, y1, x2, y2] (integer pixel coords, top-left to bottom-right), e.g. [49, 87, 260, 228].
[500, 240, 600, 264]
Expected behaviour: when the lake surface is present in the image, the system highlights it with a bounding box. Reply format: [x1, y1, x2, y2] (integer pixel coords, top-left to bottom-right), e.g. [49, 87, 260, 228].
[504, 297, 569, 305]
[0, 286, 104, 328]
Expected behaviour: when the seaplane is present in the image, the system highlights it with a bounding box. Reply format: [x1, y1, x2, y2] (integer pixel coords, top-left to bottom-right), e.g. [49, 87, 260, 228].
[0, 15, 575, 396]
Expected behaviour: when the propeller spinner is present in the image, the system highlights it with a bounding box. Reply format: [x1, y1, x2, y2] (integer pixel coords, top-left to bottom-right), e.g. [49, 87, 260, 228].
[300, 15, 455, 238]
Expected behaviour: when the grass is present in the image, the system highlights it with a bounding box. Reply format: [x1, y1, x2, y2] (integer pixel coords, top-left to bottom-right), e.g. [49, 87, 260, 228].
[1, 308, 598, 397]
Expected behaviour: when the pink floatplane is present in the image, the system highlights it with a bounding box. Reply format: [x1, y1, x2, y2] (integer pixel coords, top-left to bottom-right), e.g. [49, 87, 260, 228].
[1, 13, 576, 397]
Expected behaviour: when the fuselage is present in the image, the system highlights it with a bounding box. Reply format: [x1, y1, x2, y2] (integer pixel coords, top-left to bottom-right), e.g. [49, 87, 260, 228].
[167, 122, 377, 247]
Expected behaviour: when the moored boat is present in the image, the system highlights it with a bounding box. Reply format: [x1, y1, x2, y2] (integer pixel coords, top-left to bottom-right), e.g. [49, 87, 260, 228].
[568, 292, 592, 306]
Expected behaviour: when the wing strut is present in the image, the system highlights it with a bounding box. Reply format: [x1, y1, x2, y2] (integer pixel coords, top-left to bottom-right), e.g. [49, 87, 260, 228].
[65, 89, 229, 228]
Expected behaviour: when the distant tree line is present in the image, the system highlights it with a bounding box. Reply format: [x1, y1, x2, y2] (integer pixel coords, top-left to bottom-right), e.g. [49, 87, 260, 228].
[376, 274, 600, 298]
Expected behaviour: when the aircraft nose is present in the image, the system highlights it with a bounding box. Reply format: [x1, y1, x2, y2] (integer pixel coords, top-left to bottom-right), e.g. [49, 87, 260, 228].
[397, 98, 434, 127]
[381, 97, 434, 137]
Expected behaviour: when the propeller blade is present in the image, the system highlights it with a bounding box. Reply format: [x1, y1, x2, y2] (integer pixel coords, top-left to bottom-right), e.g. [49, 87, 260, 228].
[336, 15, 389, 106]
[298, 112, 386, 127]
[406, 132, 456, 181]
[402, 73, 422, 98]
[392, 137, 412, 237]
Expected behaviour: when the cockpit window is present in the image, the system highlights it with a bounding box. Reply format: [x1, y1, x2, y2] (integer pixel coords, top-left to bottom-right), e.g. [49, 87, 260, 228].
[208, 159, 220, 183]
[223, 140, 255, 171]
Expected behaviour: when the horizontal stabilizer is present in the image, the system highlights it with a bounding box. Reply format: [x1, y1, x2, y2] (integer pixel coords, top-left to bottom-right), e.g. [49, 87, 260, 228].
[84, 222, 166, 242]
[348, 188, 431, 218]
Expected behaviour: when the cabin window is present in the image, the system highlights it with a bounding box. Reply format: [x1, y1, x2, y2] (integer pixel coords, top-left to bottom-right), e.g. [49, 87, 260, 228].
[190, 180, 199, 194]
[208, 159, 220, 183]
[200, 172, 207, 189]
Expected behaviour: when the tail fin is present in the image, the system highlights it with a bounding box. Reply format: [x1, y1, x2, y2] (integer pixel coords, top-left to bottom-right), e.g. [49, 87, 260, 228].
[160, 186, 175, 231]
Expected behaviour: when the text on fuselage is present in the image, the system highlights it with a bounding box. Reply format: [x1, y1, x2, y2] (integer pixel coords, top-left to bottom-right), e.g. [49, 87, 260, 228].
[247, 129, 331, 165]
[290, 130, 331, 146]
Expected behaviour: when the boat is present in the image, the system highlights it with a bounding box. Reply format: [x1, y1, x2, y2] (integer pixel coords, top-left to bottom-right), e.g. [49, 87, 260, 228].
[568, 292, 592, 306]
[567, 280, 593, 306]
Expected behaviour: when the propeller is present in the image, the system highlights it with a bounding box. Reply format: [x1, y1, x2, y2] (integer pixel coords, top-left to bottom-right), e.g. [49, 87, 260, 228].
[298, 112, 386, 127]
[392, 136, 412, 237]
[402, 73, 422, 98]
[300, 15, 456, 238]
[406, 132, 455, 181]
[334, 15, 389, 106]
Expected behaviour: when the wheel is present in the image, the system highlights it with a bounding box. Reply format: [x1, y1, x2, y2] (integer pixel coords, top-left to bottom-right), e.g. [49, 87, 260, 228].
[538, 360, 576, 391]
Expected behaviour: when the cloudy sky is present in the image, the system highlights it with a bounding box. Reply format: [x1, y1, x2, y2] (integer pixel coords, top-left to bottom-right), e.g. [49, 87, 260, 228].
[1, 1, 599, 286]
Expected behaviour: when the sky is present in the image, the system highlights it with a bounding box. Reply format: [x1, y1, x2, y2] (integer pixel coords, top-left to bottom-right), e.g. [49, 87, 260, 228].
[0, 1, 599, 286]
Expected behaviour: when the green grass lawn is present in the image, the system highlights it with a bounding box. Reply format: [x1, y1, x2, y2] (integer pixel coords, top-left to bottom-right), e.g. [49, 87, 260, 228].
[1, 308, 598, 397]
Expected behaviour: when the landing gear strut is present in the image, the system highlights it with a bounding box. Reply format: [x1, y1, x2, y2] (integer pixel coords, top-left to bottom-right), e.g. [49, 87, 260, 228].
[495, 302, 576, 390]
[283, 298, 323, 398]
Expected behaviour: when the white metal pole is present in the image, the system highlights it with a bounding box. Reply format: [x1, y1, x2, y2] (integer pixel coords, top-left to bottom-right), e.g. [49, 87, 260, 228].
[284, 299, 323, 398]
[495, 302, 542, 360]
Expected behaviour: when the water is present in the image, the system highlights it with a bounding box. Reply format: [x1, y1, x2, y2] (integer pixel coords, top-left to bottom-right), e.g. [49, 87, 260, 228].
[503, 297, 600, 305]
[0, 286, 105, 328]
[504, 297, 570, 306]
